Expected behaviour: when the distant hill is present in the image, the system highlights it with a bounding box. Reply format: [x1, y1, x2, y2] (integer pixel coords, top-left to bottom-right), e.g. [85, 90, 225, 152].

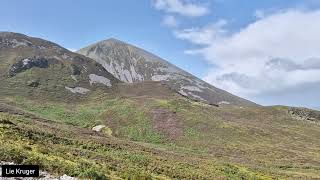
[77, 38, 257, 106]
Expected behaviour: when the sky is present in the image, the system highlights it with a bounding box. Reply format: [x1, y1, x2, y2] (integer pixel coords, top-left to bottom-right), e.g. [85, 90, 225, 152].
[0, 0, 320, 109]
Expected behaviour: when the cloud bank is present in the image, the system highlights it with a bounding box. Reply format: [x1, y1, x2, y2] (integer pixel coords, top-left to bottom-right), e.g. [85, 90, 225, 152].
[175, 9, 320, 100]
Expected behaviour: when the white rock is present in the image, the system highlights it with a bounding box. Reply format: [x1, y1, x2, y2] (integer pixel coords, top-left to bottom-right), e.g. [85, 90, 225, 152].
[22, 58, 31, 66]
[218, 101, 231, 105]
[60, 174, 77, 180]
[92, 125, 106, 132]
[151, 75, 170, 81]
[65, 87, 90, 94]
[11, 39, 30, 48]
[89, 74, 112, 87]
[178, 89, 188, 96]
[181, 86, 202, 92]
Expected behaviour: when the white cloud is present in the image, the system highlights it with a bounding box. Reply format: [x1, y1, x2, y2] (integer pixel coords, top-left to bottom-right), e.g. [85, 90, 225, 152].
[175, 9, 320, 98]
[162, 15, 178, 27]
[153, 0, 209, 17]
[174, 20, 227, 45]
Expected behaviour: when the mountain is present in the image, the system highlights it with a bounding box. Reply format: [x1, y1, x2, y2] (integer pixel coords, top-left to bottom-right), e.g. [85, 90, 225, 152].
[77, 38, 256, 106]
[1, 32, 320, 179]
[0, 32, 119, 100]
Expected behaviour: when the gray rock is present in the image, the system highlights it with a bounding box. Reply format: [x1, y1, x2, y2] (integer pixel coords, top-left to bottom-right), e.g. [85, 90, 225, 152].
[27, 79, 40, 87]
[289, 107, 320, 122]
[65, 87, 90, 95]
[89, 74, 112, 87]
[59, 174, 77, 180]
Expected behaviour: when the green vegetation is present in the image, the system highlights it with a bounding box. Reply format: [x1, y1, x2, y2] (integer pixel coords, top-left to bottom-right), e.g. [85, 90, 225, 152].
[151, 98, 320, 179]
[101, 99, 164, 143]
[9, 96, 164, 143]
[155, 99, 188, 113]
[183, 128, 201, 138]
[0, 86, 318, 179]
[1, 94, 319, 179]
[10, 97, 105, 127]
[0, 112, 272, 179]
[101, 126, 113, 136]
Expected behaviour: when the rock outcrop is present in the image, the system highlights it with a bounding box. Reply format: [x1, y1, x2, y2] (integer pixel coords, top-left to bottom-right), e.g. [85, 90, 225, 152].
[288, 107, 320, 122]
[9, 57, 49, 77]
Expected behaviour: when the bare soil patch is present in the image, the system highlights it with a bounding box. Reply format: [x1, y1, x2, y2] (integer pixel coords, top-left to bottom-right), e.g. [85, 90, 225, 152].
[150, 108, 183, 140]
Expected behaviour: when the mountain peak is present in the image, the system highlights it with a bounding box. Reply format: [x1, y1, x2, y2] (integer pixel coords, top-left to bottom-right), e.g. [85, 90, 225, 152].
[77, 38, 257, 106]
[98, 38, 127, 45]
[104, 37, 122, 42]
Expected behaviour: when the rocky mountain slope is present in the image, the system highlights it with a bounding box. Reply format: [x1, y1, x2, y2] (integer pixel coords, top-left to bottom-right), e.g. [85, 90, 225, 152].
[0, 32, 119, 100]
[77, 39, 256, 106]
[0, 32, 319, 179]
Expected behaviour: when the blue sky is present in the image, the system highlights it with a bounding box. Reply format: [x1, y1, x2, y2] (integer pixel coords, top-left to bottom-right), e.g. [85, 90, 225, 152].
[1, 0, 320, 109]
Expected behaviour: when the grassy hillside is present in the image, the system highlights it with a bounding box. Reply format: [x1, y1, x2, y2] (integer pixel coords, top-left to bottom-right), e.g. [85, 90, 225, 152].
[0, 102, 269, 179]
[0, 82, 319, 179]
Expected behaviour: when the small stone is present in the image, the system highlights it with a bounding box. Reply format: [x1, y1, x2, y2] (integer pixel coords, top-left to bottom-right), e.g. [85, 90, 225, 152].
[60, 174, 77, 180]
[27, 79, 40, 87]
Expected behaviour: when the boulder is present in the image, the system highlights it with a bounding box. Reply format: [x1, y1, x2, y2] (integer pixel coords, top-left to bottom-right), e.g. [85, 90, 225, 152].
[92, 125, 106, 132]
[27, 79, 40, 87]
[92, 125, 112, 136]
